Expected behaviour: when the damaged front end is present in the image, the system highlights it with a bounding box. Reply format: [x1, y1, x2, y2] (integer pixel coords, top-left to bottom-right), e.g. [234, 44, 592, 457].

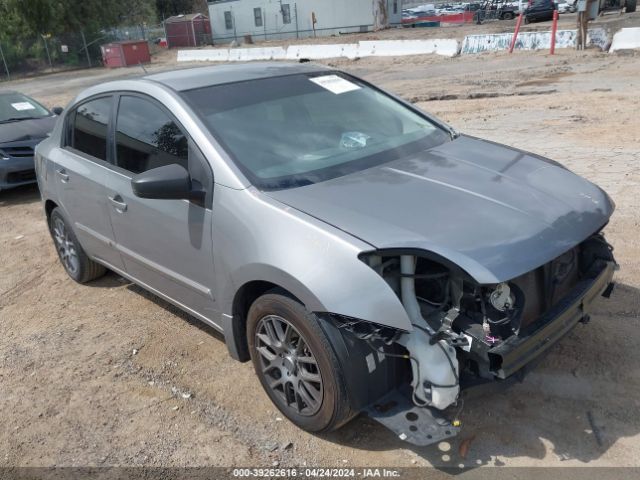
[329, 233, 617, 446]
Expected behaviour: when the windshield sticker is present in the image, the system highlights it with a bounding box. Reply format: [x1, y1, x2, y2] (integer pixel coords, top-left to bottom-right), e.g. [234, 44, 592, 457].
[11, 102, 36, 111]
[310, 75, 361, 95]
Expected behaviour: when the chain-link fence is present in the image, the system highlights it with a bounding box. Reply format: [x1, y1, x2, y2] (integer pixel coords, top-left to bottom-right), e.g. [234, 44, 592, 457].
[0, 24, 165, 82]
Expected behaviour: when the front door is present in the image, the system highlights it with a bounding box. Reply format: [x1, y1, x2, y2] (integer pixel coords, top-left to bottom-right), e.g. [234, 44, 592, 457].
[102, 94, 217, 323]
[53, 95, 125, 271]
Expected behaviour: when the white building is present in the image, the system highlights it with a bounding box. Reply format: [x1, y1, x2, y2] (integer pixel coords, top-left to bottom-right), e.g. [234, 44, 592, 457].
[207, 0, 402, 44]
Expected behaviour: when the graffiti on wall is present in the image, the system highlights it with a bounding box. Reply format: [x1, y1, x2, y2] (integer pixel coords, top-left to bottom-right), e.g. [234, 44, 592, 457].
[461, 28, 609, 54]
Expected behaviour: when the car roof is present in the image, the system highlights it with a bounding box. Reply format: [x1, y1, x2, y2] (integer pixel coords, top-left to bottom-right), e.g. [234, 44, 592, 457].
[144, 62, 330, 92]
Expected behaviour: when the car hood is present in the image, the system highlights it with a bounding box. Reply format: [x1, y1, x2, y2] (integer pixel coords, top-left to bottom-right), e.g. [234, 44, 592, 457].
[0, 115, 57, 145]
[266, 135, 614, 284]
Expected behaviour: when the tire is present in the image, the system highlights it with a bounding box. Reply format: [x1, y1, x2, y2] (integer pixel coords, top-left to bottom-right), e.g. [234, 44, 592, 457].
[627, 0, 637, 13]
[247, 292, 354, 433]
[49, 207, 106, 283]
[503, 11, 515, 20]
[524, 15, 531, 24]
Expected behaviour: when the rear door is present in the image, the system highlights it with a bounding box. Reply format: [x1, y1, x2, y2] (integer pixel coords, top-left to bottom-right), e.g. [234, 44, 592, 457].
[53, 96, 125, 271]
[102, 93, 217, 322]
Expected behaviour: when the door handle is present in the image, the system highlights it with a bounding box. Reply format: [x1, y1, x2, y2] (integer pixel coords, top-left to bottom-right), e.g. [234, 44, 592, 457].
[108, 195, 128, 213]
[56, 169, 69, 182]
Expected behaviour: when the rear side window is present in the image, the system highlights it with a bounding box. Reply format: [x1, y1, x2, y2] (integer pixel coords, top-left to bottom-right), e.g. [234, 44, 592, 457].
[115, 95, 188, 175]
[71, 97, 111, 161]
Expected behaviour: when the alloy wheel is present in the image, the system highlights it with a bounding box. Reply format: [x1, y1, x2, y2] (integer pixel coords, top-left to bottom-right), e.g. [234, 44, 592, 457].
[255, 315, 324, 416]
[52, 217, 79, 276]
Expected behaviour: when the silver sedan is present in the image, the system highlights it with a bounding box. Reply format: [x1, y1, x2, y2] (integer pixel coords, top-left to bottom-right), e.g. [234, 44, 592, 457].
[35, 63, 616, 445]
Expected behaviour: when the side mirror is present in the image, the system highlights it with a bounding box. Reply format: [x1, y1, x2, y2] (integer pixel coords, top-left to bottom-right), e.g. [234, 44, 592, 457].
[52, 106, 64, 115]
[131, 164, 192, 200]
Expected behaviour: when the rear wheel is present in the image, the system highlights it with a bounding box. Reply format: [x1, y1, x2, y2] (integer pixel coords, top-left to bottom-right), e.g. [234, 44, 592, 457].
[49, 207, 106, 283]
[247, 292, 354, 432]
[503, 11, 515, 20]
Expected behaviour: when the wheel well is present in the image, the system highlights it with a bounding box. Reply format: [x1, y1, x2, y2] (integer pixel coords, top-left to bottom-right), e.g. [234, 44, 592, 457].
[45, 199, 58, 221]
[230, 280, 300, 362]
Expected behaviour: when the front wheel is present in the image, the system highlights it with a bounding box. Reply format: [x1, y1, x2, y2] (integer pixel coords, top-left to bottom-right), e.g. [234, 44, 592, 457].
[247, 292, 354, 432]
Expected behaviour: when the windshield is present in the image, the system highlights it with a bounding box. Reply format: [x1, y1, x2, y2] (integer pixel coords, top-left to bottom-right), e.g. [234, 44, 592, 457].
[0, 92, 51, 123]
[182, 73, 450, 190]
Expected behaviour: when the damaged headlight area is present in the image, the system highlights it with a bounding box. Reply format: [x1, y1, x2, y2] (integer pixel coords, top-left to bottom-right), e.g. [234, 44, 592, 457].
[342, 232, 616, 446]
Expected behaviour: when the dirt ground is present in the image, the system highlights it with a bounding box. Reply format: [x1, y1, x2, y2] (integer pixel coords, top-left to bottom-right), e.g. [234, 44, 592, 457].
[1, 19, 640, 472]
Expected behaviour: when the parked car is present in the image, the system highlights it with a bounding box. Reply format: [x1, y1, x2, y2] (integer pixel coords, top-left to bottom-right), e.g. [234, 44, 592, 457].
[599, 0, 636, 13]
[0, 91, 60, 191]
[36, 64, 616, 445]
[475, 1, 519, 22]
[556, 0, 575, 13]
[524, 0, 557, 22]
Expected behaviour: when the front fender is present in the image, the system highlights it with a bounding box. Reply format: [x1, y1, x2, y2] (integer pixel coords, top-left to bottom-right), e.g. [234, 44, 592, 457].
[213, 186, 413, 332]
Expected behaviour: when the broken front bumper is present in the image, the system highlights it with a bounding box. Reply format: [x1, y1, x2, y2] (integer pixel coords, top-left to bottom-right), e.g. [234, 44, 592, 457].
[488, 260, 616, 379]
[366, 260, 616, 447]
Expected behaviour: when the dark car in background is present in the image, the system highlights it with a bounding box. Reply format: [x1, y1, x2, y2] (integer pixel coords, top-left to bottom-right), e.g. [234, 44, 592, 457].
[524, 0, 557, 23]
[0, 91, 59, 191]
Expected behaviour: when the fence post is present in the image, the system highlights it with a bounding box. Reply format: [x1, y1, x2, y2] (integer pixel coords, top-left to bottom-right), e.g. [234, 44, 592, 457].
[162, 13, 168, 44]
[264, 8, 267, 40]
[509, 13, 524, 53]
[0, 41, 10, 81]
[42, 35, 53, 69]
[232, 8, 237, 42]
[80, 30, 92, 67]
[550, 9, 559, 55]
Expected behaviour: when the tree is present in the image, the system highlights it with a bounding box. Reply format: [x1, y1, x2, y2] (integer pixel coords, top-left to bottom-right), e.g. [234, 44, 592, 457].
[9, 0, 53, 35]
[0, 0, 156, 37]
[156, 0, 208, 20]
[156, 0, 192, 18]
[372, 0, 389, 31]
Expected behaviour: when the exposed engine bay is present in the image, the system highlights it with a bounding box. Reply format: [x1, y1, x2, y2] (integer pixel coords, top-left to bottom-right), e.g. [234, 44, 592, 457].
[334, 232, 616, 446]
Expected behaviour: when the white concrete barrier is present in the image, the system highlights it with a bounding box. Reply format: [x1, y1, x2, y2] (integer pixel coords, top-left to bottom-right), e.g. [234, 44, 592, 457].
[178, 39, 460, 63]
[609, 27, 640, 52]
[285, 44, 356, 60]
[177, 49, 230, 62]
[461, 28, 608, 54]
[228, 47, 287, 61]
[358, 39, 459, 57]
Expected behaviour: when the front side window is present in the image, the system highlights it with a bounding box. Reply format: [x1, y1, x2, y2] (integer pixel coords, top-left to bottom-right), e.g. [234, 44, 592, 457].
[224, 11, 233, 30]
[254, 7, 263, 27]
[182, 73, 449, 190]
[115, 95, 188, 175]
[281, 4, 291, 24]
[0, 92, 51, 123]
[71, 97, 111, 161]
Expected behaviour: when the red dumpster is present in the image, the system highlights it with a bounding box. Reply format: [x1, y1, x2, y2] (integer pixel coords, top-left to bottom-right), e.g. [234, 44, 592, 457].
[101, 40, 150, 68]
